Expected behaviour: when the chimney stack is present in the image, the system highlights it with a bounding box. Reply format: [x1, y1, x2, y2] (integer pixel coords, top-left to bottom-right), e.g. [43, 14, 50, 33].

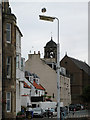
[34, 51, 36, 54]
[38, 51, 40, 55]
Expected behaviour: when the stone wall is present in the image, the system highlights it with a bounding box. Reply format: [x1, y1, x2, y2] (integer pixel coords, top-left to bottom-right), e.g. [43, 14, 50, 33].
[2, 2, 16, 118]
[0, 3, 2, 120]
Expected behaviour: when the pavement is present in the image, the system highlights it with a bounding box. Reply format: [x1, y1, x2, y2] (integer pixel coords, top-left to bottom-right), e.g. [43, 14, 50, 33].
[1, 110, 90, 120]
[65, 110, 90, 119]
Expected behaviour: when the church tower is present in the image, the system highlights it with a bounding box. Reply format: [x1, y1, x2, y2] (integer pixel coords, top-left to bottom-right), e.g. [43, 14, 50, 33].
[44, 37, 57, 70]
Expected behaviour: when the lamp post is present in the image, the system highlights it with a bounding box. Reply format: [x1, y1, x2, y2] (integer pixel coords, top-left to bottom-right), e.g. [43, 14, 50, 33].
[39, 15, 60, 119]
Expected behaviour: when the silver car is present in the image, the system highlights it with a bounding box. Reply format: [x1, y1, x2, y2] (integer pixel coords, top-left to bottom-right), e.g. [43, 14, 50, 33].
[33, 107, 44, 118]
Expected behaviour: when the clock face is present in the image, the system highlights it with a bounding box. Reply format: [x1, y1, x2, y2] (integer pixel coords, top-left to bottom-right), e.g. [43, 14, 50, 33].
[50, 51, 54, 58]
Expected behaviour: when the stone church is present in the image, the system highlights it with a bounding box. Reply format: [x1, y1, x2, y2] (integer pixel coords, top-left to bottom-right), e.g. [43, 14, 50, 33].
[61, 55, 90, 104]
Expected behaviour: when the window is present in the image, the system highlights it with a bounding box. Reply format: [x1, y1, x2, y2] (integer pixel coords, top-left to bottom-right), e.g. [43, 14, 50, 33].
[21, 58, 23, 70]
[39, 91, 40, 96]
[70, 74, 73, 84]
[27, 103, 29, 106]
[36, 90, 38, 94]
[19, 35, 21, 48]
[53, 93, 54, 98]
[6, 92, 11, 112]
[50, 51, 54, 58]
[6, 23, 11, 43]
[16, 55, 19, 68]
[7, 56, 11, 78]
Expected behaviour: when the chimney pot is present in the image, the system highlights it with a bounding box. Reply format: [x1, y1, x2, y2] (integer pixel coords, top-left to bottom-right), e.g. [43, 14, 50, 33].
[34, 51, 36, 54]
[38, 51, 40, 55]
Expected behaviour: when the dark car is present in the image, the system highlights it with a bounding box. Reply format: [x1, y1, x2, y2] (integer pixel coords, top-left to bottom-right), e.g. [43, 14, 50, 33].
[45, 109, 53, 118]
[69, 104, 84, 111]
[69, 104, 77, 111]
[76, 104, 84, 111]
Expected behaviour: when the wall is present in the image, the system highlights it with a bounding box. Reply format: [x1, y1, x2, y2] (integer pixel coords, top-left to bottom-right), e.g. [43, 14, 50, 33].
[2, 5, 16, 118]
[25, 53, 57, 101]
[0, 3, 2, 120]
[61, 56, 85, 103]
[60, 75, 71, 106]
[88, 2, 90, 66]
[25, 53, 71, 106]
[16, 81, 22, 114]
[16, 28, 23, 114]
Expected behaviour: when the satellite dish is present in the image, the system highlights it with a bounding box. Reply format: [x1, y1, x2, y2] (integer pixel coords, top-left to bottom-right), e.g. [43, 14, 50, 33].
[41, 8, 46, 13]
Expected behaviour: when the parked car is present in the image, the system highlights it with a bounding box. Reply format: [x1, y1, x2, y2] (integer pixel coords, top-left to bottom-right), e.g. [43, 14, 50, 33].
[33, 107, 45, 118]
[69, 104, 77, 111]
[50, 108, 57, 117]
[69, 104, 84, 111]
[76, 104, 84, 111]
[45, 109, 53, 118]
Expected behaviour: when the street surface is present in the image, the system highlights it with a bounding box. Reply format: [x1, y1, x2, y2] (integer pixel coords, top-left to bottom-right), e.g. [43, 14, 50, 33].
[32, 110, 90, 120]
[65, 110, 90, 119]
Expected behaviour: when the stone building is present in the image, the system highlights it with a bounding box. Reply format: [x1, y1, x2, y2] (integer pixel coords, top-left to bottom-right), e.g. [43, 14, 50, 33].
[25, 38, 71, 106]
[88, 3, 90, 108]
[16, 25, 24, 114]
[25, 71, 45, 108]
[0, 3, 2, 120]
[61, 55, 90, 104]
[2, 1, 21, 119]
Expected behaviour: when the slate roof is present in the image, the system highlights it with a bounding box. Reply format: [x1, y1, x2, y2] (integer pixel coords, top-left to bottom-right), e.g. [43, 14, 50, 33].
[25, 71, 40, 78]
[68, 56, 90, 76]
[25, 71, 32, 77]
[45, 37, 57, 48]
[32, 73, 40, 79]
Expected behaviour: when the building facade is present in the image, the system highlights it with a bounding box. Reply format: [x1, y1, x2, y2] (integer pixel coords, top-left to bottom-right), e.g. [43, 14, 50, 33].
[16, 18, 32, 114]
[2, 2, 22, 119]
[25, 38, 71, 106]
[16, 25, 24, 114]
[61, 55, 90, 104]
[25, 52, 71, 106]
[0, 2, 2, 120]
[25, 71, 45, 107]
[88, 2, 90, 66]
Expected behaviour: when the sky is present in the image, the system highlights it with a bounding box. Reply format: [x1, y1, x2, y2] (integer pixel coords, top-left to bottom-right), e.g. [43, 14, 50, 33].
[10, 1, 88, 63]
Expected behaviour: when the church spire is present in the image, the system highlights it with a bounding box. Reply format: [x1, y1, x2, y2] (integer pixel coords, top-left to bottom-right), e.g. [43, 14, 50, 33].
[51, 32, 53, 41]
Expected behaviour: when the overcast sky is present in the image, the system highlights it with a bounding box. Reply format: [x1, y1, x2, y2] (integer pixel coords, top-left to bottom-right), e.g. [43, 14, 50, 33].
[10, 1, 88, 63]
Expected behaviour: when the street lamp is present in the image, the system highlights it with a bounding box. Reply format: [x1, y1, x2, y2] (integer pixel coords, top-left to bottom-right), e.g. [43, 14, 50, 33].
[39, 15, 60, 119]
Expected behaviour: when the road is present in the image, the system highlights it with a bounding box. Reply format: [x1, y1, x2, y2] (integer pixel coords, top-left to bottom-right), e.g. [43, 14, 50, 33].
[32, 110, 90, 119]
[65, 110, 90, 119]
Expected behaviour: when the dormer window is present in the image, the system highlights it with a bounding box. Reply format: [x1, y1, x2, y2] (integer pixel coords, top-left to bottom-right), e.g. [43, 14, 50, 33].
[30, 77, 33, 83]
[6, 23, 11, 43]
[36, 79, 39, 85]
